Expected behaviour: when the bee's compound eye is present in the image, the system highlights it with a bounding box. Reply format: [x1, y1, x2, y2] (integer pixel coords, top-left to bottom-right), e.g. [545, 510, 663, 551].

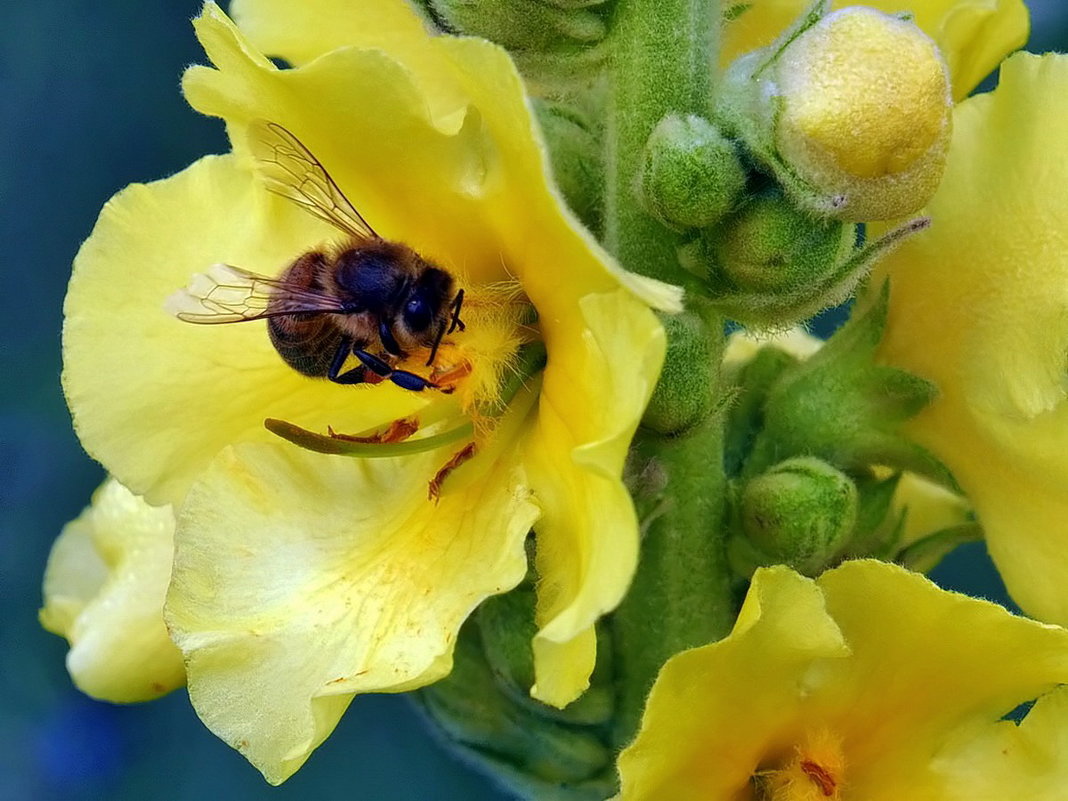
[403, 295, 434, 333]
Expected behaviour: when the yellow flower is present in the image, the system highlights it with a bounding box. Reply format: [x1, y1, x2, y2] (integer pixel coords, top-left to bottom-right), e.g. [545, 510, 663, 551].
[722, 0, 1029, 101]
[40, 478, 184, 703]
[616, 561, 1068, 800]
[60, 0, 679, 783]
[873, 53, 1068, 631]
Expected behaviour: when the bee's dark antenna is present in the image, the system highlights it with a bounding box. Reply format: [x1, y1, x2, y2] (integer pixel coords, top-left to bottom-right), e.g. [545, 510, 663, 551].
[426, 320, 447, 367]
[426, 290, 466, 367]
[447, 289, 466, 334]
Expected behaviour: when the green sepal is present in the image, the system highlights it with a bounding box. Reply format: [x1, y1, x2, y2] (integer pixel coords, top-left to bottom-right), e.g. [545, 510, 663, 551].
[843, 470, 903, 558]
[743, 281, 956, 488]
[723, 343, 799, 476]
[416, 620, 614, 800]
[897, 523, 984, 573]
[476, 586, 614, 726]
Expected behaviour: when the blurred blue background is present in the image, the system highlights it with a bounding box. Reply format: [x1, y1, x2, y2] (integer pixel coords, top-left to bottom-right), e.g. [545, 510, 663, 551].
[3, 3, 1067, 800]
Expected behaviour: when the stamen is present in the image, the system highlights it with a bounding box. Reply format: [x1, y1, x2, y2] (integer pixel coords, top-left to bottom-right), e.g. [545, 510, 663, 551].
[327, 417, 420, 444]
[752, 729, 845, 801]
[799, 760, 836, 797]
[428, 443, 478, 502]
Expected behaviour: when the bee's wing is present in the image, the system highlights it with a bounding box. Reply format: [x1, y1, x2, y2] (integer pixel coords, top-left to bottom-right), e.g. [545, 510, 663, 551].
[249, 120, 380, 242]
[165, 263, 347, 324]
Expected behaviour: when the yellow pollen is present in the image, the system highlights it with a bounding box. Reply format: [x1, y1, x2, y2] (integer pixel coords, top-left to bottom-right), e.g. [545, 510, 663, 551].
[393, 276, 531, 433]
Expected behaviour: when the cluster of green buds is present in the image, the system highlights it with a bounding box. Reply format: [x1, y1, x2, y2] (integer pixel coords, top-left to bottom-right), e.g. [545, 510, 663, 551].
[405, 0, 964, 794]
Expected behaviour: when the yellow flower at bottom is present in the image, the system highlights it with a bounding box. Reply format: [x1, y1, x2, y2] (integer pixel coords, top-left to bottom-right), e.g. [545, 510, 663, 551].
[617, 561, 1068, 800]
[873, 53, 1068, 630]
[40, 478, 184, 703]
[59, 0, 679, 784]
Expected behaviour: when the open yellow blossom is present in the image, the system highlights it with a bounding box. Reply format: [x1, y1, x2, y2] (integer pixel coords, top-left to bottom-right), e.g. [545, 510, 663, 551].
[61, 0, 679, 783]
[616, 561, 1068, 800]
[40, 478, 184, 703]
[722, 0, 1029, 101]
[873, 53, 1068, 630]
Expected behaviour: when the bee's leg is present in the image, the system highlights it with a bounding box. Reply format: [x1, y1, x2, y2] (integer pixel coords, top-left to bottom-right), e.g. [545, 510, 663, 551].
[328, 337, 371, 385]
[353, 349, 442, 392]
[378, 321, 407, 358]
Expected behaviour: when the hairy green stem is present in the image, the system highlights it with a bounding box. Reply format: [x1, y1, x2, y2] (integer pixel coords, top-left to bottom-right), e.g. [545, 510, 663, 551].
[604, 0, 736, 749]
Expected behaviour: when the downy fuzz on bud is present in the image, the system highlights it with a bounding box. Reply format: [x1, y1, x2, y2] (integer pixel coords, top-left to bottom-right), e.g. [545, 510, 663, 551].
[638, 114, 747, 231]
[734, 457, 857, 576]
[426, 0, 606, 52]
[717, 3, 952, 221]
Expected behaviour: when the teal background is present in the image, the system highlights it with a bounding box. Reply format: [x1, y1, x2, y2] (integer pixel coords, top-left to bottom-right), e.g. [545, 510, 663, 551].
[3, 3, 1066, 799]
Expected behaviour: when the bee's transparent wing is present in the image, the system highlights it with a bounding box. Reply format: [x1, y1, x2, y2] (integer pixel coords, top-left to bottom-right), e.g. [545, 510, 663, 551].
[165, 263, 346, 324]
[249, 120, 379, 242]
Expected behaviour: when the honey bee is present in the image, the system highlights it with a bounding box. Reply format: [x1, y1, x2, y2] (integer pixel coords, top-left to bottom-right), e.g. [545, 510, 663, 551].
[166, 120, 465, 392]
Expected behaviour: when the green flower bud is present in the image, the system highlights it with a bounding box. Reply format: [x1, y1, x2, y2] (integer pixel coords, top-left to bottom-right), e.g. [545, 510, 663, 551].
[641, 311, 719, 435]
[533, 100, 603, 233]
[710, 190, 854, 294]
[696, 189, 858, 326]
[476, 585, 613, 726]
[739, 457, 857, 575]
[688, 189, 929, 328]
[639, 114, 747, 230]
[716, 2, 951, 221]
[427, 0, 606, 51]
[418, 621, 614, 798]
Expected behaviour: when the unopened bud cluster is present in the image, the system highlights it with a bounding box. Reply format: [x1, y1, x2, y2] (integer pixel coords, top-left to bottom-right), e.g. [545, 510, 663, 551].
[639, 1, 952, 327]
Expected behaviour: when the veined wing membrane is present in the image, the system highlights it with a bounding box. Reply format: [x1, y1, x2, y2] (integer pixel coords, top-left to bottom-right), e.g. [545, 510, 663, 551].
[248, 120, 379, 242]
[165, 263, 346, 324]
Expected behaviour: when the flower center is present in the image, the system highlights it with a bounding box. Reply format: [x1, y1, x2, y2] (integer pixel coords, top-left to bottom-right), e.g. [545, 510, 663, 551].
[754, 729, 846, 801]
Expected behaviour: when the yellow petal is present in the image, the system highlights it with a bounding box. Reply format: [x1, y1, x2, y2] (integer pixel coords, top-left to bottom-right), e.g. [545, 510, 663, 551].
[933, 686, 1068, 800]
[63, 154, 422, 507]
[231, 0, 436, 69]
[618, 561, 1068, 800]
[617, 566, 849, 800]
[723, 0, 1028, 100]
[527, 290, 666, 707]
[874, 53, 1068, 626]
[722, 327, 824, 367]
[179, 5, 674, 708]
[40, 478, 184, 702]
[165, 435, 538, 784]
[891, 470, 971, 549]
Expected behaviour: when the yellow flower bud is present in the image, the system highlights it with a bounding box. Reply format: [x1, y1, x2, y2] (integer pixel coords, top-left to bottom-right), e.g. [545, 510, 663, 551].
[777, 8, 951, 217]
[718, 5, 953, 221]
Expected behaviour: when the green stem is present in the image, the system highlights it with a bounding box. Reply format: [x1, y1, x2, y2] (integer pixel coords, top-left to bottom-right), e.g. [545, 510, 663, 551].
[604, 0, 718, 279]
[603, 0, 736, 749]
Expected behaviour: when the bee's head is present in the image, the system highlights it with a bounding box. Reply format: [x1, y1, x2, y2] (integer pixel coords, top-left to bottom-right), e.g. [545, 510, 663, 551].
[398, 266, 454, 342]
